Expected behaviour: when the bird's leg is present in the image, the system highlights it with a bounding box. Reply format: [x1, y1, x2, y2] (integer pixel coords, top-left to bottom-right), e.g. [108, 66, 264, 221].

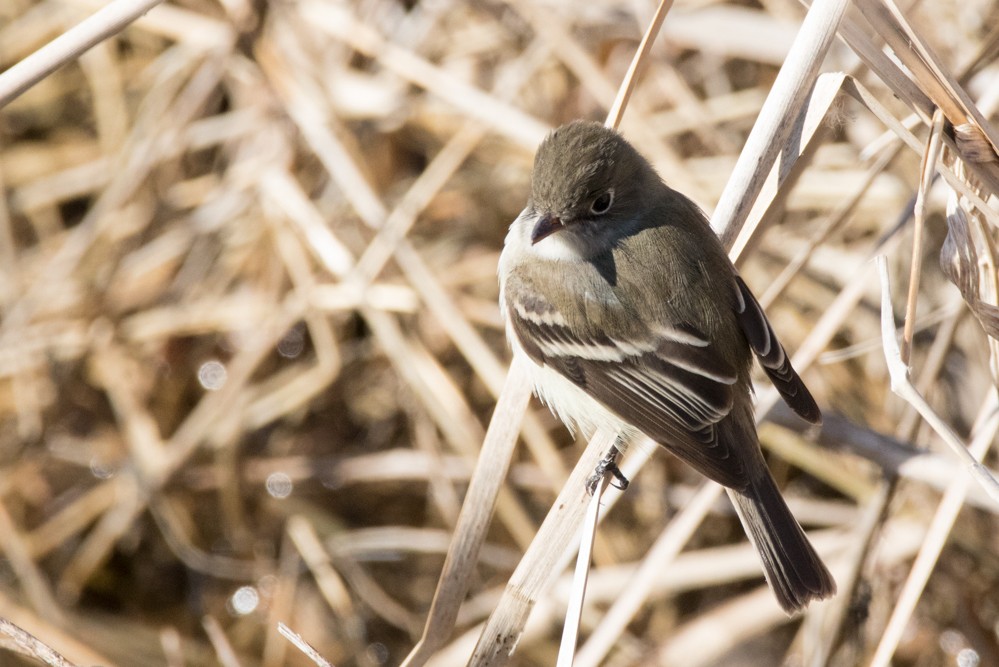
[586, 440, 629, 494]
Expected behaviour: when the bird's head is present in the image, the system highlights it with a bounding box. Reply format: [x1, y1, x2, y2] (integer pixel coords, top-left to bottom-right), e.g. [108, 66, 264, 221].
[527, 121, 655, 249]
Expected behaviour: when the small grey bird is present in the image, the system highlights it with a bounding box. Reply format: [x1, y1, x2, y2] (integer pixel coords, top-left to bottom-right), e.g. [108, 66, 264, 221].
[498, 120, 835, 613]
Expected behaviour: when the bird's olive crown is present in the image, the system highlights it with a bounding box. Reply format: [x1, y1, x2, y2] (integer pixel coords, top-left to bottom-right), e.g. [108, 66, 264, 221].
[530, 120, 651, 222]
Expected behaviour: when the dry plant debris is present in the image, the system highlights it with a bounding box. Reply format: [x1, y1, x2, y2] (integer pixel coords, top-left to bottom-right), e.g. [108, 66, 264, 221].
[0, 0, 998, 666]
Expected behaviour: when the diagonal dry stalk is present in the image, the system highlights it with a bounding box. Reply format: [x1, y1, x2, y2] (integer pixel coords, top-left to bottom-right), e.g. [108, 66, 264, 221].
[872, 256, 999, 666]
[0, 0, 175, 107]
[0, 617, 80, 667]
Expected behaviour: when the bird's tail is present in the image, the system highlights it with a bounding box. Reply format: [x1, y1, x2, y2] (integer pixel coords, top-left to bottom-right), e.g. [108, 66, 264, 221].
[727, 469, 836, 613]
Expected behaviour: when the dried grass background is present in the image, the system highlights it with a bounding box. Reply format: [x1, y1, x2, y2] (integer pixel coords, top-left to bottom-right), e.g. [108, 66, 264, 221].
[0, 0, 998, 666]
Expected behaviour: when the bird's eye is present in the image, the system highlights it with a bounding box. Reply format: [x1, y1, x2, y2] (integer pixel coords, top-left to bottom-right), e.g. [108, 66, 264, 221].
[590, 189, 614, 215]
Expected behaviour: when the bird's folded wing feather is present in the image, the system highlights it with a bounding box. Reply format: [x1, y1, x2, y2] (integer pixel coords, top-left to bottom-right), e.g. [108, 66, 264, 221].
[507, 284, 747, 487]
[732, 276, 821, 424]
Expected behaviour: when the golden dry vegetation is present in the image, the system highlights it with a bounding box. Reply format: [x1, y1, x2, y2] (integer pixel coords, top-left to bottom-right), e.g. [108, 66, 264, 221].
[0, 0, 998, 665]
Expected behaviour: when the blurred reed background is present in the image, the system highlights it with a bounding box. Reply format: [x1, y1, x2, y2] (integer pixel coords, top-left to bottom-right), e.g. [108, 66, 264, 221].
[0, 0, 998, 665]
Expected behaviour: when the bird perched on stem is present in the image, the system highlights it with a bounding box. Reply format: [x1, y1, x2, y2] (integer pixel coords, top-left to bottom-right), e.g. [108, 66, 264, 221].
[498, 120, 835, 613]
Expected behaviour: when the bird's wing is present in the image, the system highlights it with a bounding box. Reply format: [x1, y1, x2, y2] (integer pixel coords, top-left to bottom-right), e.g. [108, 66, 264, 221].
[732, 276, 821, 424]
[507, 281, 747, 487]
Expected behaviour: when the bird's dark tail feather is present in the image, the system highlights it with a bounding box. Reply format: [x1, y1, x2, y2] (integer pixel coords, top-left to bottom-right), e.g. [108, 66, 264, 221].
[728, 472, 836, 614]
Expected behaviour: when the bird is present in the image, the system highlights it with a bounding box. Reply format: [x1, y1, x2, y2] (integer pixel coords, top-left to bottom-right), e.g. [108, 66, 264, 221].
[498, 120, 835, 613]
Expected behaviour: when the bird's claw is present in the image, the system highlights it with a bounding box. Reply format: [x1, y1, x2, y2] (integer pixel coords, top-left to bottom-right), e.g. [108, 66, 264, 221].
[586, 449, 629, 494]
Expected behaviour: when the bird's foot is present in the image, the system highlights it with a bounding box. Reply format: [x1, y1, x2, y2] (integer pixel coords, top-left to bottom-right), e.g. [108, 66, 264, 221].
[587, 448, 629, 494]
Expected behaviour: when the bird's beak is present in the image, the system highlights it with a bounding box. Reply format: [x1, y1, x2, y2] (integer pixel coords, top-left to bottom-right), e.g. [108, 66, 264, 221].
[530, 213, 563, 245]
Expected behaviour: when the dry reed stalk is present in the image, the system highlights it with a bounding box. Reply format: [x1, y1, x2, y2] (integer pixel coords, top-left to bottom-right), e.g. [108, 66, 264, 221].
[0, 617, 79, 667]
[874, 259, 999, 665]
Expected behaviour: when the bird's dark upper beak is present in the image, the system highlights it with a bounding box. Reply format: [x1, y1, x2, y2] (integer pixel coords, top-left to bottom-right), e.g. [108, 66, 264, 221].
[530, 213, 563, 245]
